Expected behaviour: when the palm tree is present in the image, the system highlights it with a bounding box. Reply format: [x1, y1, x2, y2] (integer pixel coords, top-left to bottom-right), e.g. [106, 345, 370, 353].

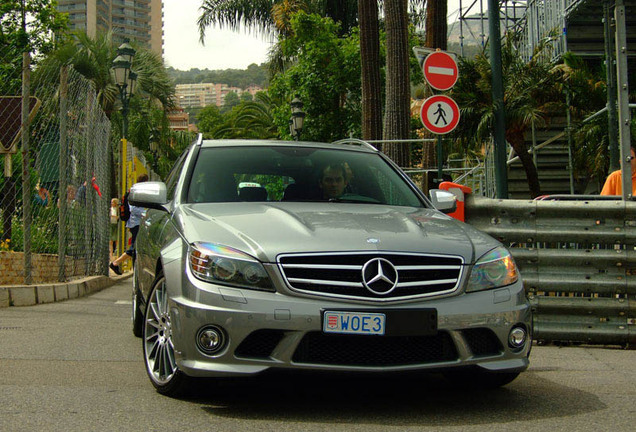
[425, 0, 447, 50]
[34, 32, 175, 117]
[358, 0, 382, 143]
[451, 33, 567, 198]
[198, 0, 360, 76]
[34, 32, 179, 185]
[198, 0, 359, 41]
[382, 0, 411, 167]
[212, 92, 279, 139]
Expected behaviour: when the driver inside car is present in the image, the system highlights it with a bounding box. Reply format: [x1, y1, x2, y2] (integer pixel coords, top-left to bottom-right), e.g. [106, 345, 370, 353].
[319, 164, 348, 199]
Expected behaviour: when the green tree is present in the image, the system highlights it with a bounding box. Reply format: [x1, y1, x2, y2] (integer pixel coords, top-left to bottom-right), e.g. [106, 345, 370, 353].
[198, 0, 359, 76]
[451, 33, 568, 198]
[383, 0, 411, 167]
[196, 104, 223, 136]
[268, 12, 361, 142]
[0, 0, 68, 93]
[358, 0, 382, 142]
[35, 32, 178, 184]
[554, 53, 612, 181]
[198, 0, 359, 41]
[35, 32, 175, 118]
[222, 91, 240, 113]
[240, 91, 253, 102]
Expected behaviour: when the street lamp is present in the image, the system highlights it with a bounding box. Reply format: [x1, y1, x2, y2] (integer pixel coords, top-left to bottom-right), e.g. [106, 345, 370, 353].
[149, 132, 159, 173]
[290, 96, 305, 141]
[112, 43, 136, 140]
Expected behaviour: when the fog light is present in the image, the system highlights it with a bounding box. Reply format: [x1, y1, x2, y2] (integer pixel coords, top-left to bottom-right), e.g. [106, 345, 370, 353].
[196, 326, 227, 355]
[508, 326, 527, 348]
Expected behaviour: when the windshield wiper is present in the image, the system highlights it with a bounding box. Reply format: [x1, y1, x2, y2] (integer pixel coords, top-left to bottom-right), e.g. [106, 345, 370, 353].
[328, 196, 381, 204]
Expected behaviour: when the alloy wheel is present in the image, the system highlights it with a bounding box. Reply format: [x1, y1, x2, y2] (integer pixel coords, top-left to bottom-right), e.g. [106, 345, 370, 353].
[143, 277, 177, 385]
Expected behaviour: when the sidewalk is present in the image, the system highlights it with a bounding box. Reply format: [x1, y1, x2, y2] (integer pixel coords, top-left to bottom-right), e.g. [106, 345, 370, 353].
[0, 271, 132, 308]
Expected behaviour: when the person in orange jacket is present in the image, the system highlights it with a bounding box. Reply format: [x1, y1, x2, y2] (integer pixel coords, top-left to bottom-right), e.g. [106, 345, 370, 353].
[600, 145, 636, 196]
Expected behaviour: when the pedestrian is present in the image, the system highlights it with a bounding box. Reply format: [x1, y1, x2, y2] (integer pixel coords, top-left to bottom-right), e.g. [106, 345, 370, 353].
[600, 144, 636, 196]
[109, 174, 149, 275]
[109, 198, 119, 259]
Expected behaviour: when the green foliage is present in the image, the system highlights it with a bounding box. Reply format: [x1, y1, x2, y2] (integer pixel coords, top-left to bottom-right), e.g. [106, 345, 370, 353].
[0, 0, 68, 93]
[35, 31, 176, 118]
[222, 91, 240, 113]
[197, 105, 223, 134]
[268, 12, 361, 142]
[9, 207, 59, 254]
[450, 32, 567, 150]
[167, 63, 269, 88]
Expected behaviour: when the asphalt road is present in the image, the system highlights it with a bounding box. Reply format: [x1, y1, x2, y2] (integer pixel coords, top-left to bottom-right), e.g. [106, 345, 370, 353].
[0, 278, 634, 432]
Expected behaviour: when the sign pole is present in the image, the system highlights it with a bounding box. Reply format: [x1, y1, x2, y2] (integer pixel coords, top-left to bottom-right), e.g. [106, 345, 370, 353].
[418, 48, 460, 188]
[437, 135, 443, 181]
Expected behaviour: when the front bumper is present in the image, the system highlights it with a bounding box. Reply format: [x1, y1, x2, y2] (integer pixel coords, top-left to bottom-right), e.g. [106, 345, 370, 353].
[165, 264, 531, 378]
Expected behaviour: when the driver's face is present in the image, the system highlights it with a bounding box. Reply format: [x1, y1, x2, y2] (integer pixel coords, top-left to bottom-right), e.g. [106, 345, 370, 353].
[320, 168, 346, 198]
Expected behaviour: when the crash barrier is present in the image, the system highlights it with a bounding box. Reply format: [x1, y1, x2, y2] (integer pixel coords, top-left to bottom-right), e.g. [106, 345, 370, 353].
[464, 196, 636, 347]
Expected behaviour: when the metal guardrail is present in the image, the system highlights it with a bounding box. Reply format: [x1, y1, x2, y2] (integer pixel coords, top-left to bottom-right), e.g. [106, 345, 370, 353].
[465, 196, 636, 346]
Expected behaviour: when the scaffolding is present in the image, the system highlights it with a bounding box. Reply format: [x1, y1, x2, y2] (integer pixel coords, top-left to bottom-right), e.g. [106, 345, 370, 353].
[447, 1, 529, 57]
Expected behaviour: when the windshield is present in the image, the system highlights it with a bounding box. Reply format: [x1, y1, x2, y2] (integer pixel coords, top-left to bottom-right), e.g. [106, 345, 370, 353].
[186, 145, 424, 207]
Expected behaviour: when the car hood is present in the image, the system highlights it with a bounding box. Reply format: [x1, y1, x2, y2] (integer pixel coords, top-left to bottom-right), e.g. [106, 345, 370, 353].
[176, 202, 500, 264]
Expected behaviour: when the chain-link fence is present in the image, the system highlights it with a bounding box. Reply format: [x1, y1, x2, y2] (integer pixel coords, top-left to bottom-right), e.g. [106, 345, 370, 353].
[1, 55, 111, 285]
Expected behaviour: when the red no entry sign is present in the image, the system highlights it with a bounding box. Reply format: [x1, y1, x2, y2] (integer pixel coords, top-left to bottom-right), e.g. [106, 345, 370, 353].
[420, 95, 460, 134]
[423, 51, 458, 91]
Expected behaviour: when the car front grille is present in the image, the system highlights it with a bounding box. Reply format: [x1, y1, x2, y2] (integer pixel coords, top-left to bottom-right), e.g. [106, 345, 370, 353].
[291, 331, 458, 366]
[278, 252, 464, 300]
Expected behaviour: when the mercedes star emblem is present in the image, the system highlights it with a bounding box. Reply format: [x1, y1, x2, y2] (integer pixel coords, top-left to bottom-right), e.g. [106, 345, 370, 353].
[362, 258, 398, 295]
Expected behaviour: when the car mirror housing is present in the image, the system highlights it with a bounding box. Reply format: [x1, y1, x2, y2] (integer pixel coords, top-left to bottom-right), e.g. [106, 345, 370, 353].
[129, 181, 168, 211]
[429, 189, 457, 214]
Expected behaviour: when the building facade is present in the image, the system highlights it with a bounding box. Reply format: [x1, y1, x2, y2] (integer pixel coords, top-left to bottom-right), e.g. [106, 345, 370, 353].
[175, 83, 262, 109]
[57, 0, 163, 56]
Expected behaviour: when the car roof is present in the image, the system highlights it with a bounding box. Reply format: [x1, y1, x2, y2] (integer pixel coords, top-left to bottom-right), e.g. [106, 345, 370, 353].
[199, 138, 379, 154]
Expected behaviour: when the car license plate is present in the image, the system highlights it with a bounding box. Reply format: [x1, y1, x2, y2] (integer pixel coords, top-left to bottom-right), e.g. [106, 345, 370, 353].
[323, 311, 385, 335]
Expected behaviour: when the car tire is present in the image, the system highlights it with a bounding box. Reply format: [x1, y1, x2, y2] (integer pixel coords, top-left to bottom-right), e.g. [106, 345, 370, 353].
[443, 367, 520, 389]
[132, 266, 144, 338]
[142, 271, 190, 397]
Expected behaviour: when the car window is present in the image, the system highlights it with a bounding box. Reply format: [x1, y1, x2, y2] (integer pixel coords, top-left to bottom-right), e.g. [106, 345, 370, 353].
[165, 150, 188, 201]
[186, 146, 423, 207]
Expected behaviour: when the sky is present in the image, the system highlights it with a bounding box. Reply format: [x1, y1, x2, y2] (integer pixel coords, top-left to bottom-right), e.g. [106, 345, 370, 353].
[163, 1, 272, 71]
[162, 1, 481, 71]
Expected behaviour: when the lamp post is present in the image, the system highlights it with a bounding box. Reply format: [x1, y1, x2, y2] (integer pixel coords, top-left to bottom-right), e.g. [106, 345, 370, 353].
[149, 132, 159, 174]
[290, 96, 305, 141]
[111, 42, 136, 257]
[112, 42, 136, 144]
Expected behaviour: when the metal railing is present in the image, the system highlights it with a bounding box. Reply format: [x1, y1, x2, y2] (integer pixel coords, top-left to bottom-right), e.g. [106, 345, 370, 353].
[465, 195, 636, 346]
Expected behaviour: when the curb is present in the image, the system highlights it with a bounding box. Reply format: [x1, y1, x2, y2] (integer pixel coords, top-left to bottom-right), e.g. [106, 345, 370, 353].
[0, 272, 132, 308]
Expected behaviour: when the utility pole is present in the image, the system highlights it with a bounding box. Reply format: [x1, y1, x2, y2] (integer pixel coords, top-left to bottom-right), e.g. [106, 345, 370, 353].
[488, 0, 508, 199]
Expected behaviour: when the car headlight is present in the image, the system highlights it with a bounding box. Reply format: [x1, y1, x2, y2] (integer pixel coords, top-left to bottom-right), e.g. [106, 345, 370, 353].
[188, 242, 274, 291]
[466, 247, 519, 292]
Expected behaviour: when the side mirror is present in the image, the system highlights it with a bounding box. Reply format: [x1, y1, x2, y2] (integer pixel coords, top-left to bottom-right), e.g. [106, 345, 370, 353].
[128, 181, 168, 211]
[429, 189, 457, 214]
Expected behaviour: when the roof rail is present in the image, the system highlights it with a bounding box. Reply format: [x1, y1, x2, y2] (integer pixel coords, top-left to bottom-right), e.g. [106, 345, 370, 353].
[195, 133, 203, 146]
[331, 138, 378, 151]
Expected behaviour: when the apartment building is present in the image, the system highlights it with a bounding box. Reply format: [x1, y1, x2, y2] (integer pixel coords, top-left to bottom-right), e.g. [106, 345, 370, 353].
[167, 107, 191, 132]
[57, 0, 163, 57]
[175, 83, 263, 109]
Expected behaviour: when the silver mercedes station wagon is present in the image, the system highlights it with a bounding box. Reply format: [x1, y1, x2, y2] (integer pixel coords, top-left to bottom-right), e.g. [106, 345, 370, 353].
[130, 136, 531, 396]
